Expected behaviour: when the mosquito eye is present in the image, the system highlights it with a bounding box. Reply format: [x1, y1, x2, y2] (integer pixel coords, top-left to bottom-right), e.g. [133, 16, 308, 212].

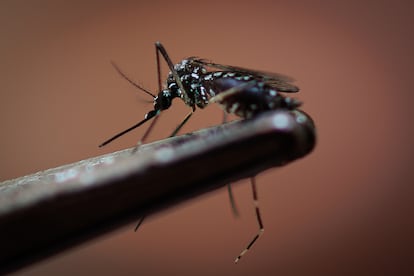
[154, 91, 171, 110]
[161, 97, 171, 109]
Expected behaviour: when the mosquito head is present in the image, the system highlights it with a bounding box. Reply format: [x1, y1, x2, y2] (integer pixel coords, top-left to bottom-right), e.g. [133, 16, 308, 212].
[154, 89, 177, 111]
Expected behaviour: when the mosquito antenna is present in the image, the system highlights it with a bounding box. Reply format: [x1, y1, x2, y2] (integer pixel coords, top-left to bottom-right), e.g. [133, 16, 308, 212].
[110, 61, 156, 98]
[99, 110, 159, 147]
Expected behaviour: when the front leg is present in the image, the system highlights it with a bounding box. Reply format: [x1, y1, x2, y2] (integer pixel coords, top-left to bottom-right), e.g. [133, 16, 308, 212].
[209, 80, 256, 104]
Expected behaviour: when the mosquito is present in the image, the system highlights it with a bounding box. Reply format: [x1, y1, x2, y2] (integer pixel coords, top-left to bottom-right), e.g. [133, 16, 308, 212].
[99, 42, 301, 263]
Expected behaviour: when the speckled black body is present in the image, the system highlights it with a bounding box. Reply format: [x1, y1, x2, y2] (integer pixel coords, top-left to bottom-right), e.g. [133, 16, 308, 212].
[100, 42, 302, 147]
[159, 57, 301, 119]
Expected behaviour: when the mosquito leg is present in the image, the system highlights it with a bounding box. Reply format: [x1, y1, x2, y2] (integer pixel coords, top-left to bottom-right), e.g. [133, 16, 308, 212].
[155, 42, 192, 105]
[133, 109, 191, 228]
[221, 110, 240, 217]
[155, 42, 196, 138]
[155, 42, 175, 75]
[227, 184, 239, 217]
[134, 216, 146, 232]
[135, 41, 166, 146]
[209, 81, 256, 104]
[222, 110, 228, 123]
[234, 177, 264, 263]
[132, 42, 167, 224]
[134, 41, 166, 144]
[169, 111, 193, 137]
[131, 114, 161, 153]
[131, 42, 168, 153]
[155, 43, 164, 92]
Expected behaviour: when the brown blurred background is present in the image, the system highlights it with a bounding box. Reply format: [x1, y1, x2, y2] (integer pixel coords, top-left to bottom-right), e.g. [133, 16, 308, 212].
[1, 1, 413, 275]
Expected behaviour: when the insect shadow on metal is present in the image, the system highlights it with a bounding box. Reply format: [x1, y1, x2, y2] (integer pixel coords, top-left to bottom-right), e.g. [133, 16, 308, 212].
[99, 42, 302, 263]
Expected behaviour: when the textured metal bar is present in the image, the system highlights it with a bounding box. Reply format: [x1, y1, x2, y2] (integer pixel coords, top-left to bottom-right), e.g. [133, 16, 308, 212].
[0, 110, 315, 274]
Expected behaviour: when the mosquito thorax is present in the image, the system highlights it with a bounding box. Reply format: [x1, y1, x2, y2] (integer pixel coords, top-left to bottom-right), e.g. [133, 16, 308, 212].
[165, 58, 210, 108]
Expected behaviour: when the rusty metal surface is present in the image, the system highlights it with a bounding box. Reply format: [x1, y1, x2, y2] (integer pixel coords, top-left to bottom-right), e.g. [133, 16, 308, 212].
[0, 110, 315, 274]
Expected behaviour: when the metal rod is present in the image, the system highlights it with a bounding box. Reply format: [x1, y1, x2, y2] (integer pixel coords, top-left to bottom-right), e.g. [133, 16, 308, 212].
[0, 110, 316, 274]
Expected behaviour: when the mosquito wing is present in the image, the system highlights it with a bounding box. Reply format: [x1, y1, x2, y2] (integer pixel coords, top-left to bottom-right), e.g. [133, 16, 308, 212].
[193, 58, 299, 93]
